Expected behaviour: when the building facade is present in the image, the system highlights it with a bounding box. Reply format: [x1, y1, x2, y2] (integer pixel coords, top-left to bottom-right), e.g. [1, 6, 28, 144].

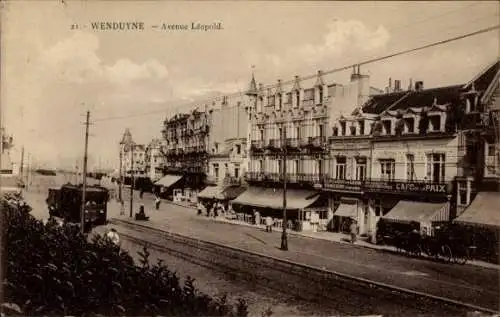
[145, 138, 166, 182]
[324, 60, 499, 241]
[161, 109, 210, 200]
[119, 129, 147, 182]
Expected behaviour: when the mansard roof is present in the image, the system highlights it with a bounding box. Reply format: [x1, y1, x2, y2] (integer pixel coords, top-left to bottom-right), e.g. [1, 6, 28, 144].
[463, 60, 500, 92]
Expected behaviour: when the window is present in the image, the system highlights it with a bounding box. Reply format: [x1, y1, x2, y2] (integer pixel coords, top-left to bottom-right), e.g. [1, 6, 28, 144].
[267, 95, 275, 106]
[235, 144, 241, 154]
[295, 92, 300, 108]
[405, 118, 415, 133]
[278, 159, 282, 174]
[318, 159, 324, 175]
[294, 159, 300, 174]
[406, 154, 415, 181]
[488, 144, 495, 156]
[276, 93, 282, 110]
[429, 116, 441, 131]
[340, 121, 346, 136]
[318, 124, 325, 137]
[259, 160, 264, 172]
[458, 181, 469, 206]
[358, 120, 365, 135]
[234, 167, 240, 178]
[213, 163, 219, 178]
[214, 143, 219, 153]
[295, 126, 301, 138]
[380, 159, 395, 181]
[336, 156, 347, 180]
[426, 153, 446, 182]
[259, 129, 264, 141]
[356, 157, 366, 181]
[318, 87, 324, 104]
[278, 127, 283, 140]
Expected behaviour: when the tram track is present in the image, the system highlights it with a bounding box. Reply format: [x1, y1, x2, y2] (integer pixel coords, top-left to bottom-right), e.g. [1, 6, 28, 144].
[110, 218, 499, 316]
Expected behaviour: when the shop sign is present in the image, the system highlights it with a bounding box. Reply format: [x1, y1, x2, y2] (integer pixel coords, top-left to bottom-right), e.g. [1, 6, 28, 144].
[365, 180, 448, 194]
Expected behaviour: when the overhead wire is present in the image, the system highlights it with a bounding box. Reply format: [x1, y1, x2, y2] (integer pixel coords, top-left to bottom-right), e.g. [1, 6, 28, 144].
[91, 24, 500, 124]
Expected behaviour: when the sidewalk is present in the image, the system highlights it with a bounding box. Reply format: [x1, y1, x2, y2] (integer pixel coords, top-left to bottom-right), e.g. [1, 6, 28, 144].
[143, 196, 500, 271]
[107, 199, 500, 313]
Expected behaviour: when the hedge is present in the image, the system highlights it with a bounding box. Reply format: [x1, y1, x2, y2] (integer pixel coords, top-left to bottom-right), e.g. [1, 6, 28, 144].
[1, 196, 256, 316]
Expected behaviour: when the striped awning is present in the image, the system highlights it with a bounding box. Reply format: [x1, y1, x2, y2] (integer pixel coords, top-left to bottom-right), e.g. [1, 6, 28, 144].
[382, 200, 450, 224]
[198, 186, 225, 200]
[334, 203, 358, 219]
[454, 192, 500, 229]
[155, 174, 182, 188]
[231, 187, 320, 210]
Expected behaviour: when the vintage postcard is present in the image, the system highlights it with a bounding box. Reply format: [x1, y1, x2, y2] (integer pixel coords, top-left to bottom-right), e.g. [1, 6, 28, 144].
[1, 1, 499, 316]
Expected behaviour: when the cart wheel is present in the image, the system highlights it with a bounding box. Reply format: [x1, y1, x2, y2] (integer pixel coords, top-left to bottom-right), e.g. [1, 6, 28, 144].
[441, 245, 452, 263]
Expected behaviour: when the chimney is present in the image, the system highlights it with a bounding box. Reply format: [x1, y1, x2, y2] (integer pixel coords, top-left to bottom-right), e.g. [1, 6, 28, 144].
[415, 81, 424, 91]
[394, 80, 401, 92]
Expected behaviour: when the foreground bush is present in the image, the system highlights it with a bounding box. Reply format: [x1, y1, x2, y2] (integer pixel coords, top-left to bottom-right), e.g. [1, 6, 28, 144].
[2, 198, 250, 316]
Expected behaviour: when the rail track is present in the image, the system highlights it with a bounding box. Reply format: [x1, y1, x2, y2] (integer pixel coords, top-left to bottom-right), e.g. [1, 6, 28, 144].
[110, 218, 499, 316]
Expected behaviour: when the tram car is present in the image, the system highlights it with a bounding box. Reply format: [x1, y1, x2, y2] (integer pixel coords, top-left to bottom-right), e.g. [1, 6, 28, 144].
[46, 183, 109, 231]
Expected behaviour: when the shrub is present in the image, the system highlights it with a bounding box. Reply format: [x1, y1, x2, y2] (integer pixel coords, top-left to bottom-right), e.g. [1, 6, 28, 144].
[2, 198, 249, 316]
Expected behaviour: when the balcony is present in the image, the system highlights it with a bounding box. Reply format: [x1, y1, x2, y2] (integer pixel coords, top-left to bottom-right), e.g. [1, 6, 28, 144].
[297, 173, 324, 185]
[285, 138, 300, 150]
[250, 140, 265, 152]
[324, 178, 364, 192]
[363, 179, 452, 196]
[310, 136, 327, 150]
[245, 171, 266, 182]
[267, 139, 282, 151]
[224, 176, 242, 186]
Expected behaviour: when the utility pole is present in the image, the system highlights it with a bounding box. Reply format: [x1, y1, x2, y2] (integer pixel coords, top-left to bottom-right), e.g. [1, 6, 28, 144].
[281, 129, 288, 251]
[118, 148, 123, 201]
[81, 111, 90, 234]
[129, 145, 134, 218]
[20, 146, 24, 182]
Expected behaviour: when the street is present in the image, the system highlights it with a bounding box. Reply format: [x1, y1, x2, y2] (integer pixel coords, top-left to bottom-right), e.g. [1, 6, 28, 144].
[22, 176, 500, 313]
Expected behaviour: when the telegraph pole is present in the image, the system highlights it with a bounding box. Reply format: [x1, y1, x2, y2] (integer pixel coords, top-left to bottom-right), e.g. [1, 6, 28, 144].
[81, 111, 90, 234]
[129, 145, 134, 218]
[281, 129, 288, 251]
[20, 146, 24, 182]
[118, 149, 123, 201]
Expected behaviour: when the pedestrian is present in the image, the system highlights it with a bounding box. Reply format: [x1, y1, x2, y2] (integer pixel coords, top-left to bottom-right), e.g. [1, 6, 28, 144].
[140, 188, 144, 199]
[155, 195, 161, 210]
[349, 219, 358, 243]
[119, 199, 125, 215]
[197, 201, 203, 215]
[265, 216, 273, 232]
[106, 228, 120, 246]
[253, 209, 261, 226]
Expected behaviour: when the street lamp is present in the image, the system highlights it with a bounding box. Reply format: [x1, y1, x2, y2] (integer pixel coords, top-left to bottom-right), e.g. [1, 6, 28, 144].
[280, 129, 288, 251]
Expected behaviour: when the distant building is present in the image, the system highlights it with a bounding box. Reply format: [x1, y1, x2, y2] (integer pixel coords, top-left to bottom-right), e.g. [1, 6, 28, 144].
[119, 129, 147, 182]
[145, 138, 165, 182]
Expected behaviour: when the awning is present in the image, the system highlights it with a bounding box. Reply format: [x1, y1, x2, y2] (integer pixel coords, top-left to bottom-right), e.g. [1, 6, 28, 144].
[334, 203, 358, 219]
[198, 186, 225, 200]
[454, 192, 500, 229]
[382, 200, 449, 224]
[222, 186, 246, 200]
[155, 174, 182, 188]
[231, 187, 320, 210]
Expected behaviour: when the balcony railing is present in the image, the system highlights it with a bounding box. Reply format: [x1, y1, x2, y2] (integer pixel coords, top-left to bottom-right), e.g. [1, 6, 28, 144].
[285, 138, 300, 148]
[251, 140, 265, 151]
[267, 139, 283, 149]
[224, 176, 242, 186]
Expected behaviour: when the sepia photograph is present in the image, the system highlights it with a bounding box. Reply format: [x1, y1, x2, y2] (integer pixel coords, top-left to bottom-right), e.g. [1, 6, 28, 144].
[0, 1, 499, 316]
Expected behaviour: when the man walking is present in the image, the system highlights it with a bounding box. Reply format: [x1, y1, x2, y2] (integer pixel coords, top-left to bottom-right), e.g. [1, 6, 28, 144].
[265, 216, 273, 232]
[155, 194, 161, 211]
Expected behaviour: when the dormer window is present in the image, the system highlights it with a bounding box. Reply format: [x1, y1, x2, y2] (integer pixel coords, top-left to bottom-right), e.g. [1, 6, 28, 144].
[358, 120, 365, 135]
[382, 120, 392, 135]
[340, 121, 346, 136]
[350, 125, 357, 136]
[235, 144, 241, 154]
[332, 126, 339, 136]
[404, 117, 415, 133]
[429, 116, 441, 132]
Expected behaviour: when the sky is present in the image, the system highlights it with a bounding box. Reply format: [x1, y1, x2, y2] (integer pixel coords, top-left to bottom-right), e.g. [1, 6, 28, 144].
[1, 1, 499, 170]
